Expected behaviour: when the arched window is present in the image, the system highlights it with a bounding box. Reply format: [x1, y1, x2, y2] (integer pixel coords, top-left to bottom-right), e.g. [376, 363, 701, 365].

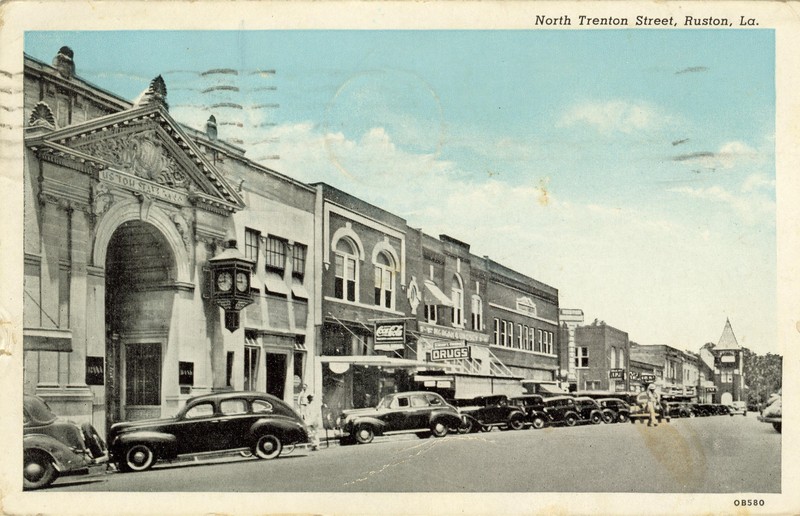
[609, 347, 616, 369]
[373, 251, 395, 309]
[619, 349, 625, 369]
[450, 275, 464, 327]
[334, 238, 358, 302]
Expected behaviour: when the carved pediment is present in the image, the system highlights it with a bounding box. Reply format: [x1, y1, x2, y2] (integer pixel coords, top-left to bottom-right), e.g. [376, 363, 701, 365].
[27, 105, 244, 213]
[73, 125, 190, 190]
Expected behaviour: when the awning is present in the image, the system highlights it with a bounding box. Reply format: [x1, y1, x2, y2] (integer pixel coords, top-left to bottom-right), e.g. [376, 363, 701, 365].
[265, 271, 291, 296]
[23, 328, 72, 352]
[291, 277, 309, 299]
[320, 355, 449, 370]
[424, 280, 453, 307]
[538, 383, 569, 395]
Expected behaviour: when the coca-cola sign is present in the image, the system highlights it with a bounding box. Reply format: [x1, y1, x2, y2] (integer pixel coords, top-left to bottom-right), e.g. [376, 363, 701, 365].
[374, 321, 405, 343]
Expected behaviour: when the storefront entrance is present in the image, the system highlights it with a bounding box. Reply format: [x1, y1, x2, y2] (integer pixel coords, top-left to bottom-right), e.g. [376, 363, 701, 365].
[105, 220, 176, 424]
[266, 352, 287, 399]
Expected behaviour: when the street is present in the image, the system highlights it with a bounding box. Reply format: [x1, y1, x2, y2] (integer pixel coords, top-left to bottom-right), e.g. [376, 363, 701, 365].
[48, 414, 780, 493]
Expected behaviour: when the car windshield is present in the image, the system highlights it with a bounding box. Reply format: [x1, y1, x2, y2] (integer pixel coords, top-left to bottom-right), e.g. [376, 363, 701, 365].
[376, 395, 393, 409]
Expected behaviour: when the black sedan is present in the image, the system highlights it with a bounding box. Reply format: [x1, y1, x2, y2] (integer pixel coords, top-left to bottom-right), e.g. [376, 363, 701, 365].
[337, 391, 462, 445]
[107, 391, 309, 472]
[451, 395, 527, 433]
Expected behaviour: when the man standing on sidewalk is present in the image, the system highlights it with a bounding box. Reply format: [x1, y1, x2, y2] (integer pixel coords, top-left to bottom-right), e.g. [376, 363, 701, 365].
[646, 384, 660, 427]
[297, 384, 320, 450]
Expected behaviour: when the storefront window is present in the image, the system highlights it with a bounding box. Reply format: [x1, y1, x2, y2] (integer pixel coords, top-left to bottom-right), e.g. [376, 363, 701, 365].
[244, 346, 259, 391]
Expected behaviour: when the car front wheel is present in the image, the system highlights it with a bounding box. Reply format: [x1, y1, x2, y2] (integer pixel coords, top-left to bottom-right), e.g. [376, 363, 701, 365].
[531, 417, 545, 430]
[591, 413, 602, 425]
[355, 425, 375, 444]
[431, 420, 448, 438]
[254, 434, 283, 459]
[564, 414, 578, 427]
[122, 443, 156, 472]
[508, 417, 525, 431]
[617, 413, 629, 423]
[602, 412, 614, 424]
[23, 450, 57, 490]
[457, 417, 473, 434]
[773, 422, 782, 433]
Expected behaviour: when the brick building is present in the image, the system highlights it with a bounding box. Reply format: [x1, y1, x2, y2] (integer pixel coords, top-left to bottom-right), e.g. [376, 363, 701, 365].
[559, 321, 630, 392]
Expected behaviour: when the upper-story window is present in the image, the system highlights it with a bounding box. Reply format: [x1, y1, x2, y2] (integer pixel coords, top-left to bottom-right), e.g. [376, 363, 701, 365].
[373, 252, 395, 309]
[425, 304, 438, 324]
[244, 228, 260, 263]
[618, 349, 625, 369]
[292, 244, 307, 279]
[334, 238, 358, 302]
[493, 318, 500, 345]
[610, 347, 616, 368]
[450, 275, 464, 327]
[244, 228, 260, 287]
[471, 296, 483, 331]
[265, 236, 287, 273]
[575, 346, 589, 368]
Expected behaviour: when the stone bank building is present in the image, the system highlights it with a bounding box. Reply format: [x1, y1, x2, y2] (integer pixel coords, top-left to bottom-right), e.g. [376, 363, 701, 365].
[22, 48, 316, 436]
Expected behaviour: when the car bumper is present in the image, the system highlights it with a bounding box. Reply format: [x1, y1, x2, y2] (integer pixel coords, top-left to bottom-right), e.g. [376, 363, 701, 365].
[758, 415, 781, 423]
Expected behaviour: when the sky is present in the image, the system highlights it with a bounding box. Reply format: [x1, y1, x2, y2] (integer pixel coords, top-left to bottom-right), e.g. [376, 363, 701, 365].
[25, 30, 777, 355]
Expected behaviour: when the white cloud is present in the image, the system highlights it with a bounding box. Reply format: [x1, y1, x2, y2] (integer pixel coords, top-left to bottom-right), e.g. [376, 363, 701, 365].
[741, 173, 775, 193]
[557, 100, 667, 134]
[669, 178, 775, 225]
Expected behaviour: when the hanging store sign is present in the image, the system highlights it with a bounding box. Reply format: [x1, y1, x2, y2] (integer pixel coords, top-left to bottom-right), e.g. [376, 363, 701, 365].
[179, 361, 194, 386]
[609, 369, 625, 380]
[640, 374, 656, 384]
[374, 321, 405, 344]
[629, 371, 640, 381]
[85, 356, 104, 385]
[418, 322, 489, 343]
[430, 345, 471, 361]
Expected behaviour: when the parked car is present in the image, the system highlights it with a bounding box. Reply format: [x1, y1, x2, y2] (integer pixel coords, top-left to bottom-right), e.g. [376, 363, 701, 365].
[107, 391, 309, 472]
[728, 401, 747, 416]
[692, 403, 714, 417]
[540, 396, 582, 427]
[573, 397, 608, 424]
[23, 394, 108, 490]
[664, 401, 695, 418]
[597, 398, 631, 423]
[510, 395, 549, 429]
[711, 403, 731, 416]
[758, 392, 782, 433]
[451, 395, 527, 433]
[337, 391, 462, 445]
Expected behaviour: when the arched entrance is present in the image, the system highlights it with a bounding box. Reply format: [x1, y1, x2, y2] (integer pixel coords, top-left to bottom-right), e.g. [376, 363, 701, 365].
[105, 220, 177, 425]
[720, 391, 733, 405]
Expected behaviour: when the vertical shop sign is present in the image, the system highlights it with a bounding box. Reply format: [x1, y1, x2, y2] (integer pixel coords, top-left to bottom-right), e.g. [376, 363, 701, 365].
[86, 356, 104, 385]
[179, 361, 194, 386]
